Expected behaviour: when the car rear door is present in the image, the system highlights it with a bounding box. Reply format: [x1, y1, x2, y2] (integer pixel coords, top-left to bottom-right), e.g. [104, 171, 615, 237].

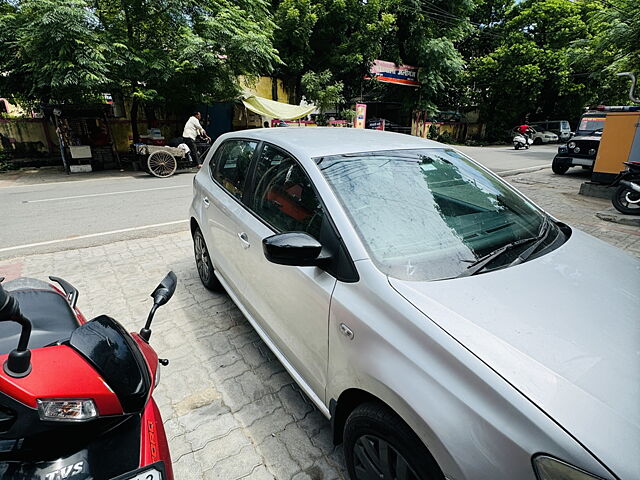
[200, 139, 259, 299]
[230, 143, 338, 403]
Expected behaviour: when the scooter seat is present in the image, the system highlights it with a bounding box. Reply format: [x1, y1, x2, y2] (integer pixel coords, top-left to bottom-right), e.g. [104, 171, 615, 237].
[0, 289, 79, 355]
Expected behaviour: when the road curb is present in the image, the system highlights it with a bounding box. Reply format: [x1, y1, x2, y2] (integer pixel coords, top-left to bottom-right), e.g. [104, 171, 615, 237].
[498, 165, 551, 177]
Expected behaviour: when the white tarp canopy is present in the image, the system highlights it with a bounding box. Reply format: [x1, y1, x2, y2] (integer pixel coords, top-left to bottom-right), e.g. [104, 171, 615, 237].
[241, 95, 315, 121]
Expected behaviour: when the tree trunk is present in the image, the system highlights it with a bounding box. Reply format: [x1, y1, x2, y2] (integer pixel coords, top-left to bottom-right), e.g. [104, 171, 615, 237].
[144, 104, 157, 128]
[131, 96, 139, 143]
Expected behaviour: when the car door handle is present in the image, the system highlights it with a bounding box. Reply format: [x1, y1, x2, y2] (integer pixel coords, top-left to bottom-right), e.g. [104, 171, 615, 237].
[237, 232, 250, 249]
[202, 197, 210, 207]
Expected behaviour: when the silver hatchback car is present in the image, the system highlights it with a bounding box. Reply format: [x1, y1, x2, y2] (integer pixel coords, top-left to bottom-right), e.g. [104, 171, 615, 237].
[190, 128, 639, 480]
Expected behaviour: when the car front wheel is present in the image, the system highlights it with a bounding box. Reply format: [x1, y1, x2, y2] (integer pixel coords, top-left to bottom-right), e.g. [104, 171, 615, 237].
[344, 402, 443, 480]
[552, 158, 569, 175]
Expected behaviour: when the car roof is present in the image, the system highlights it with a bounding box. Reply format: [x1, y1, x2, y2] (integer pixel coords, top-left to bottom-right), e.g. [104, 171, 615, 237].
[222, 127, 444, 158]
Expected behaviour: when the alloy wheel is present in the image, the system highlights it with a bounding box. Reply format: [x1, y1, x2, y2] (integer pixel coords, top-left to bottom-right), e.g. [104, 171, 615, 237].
[194, 233, 210, 283]
[353, 434, 420, 480]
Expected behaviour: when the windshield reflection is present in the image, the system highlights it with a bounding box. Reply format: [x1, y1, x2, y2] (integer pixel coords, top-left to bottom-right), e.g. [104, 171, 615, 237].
[319, 148, 544, 281]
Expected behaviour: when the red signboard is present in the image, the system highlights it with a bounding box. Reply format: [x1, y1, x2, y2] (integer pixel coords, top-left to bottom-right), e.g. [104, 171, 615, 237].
[366, 60, 420, 86]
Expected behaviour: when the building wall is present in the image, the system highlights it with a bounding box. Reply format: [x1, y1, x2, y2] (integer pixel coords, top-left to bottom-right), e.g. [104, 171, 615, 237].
[412, 112, 486, 143]
[0, 118, 57, 156]
[240, 77, 291, 104]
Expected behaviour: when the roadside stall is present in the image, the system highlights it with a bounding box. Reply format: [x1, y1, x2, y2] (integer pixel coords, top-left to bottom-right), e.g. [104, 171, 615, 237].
[238, 95, 315, 129]
[43, 104, 121, 174]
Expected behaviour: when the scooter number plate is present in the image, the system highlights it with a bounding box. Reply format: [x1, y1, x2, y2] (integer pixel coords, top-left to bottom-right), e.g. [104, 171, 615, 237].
[126, 468, 162, 480]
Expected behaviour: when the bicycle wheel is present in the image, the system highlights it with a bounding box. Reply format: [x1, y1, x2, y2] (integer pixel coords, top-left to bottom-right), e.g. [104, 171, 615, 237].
[147, 151, 177, 178]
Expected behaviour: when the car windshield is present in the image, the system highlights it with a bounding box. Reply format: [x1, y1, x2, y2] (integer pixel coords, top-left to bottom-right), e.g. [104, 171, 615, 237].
[318, 148, 546, 281]
[577, 117, 605, 135]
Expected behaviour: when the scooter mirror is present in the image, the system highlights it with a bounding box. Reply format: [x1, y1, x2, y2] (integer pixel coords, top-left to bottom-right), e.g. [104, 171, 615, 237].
[140, 272, 178, 342]
[151, 271, 177, 307]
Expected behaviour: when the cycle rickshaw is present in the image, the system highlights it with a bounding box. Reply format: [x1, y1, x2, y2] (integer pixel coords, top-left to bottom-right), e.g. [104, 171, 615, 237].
[134, 137, 212, 178]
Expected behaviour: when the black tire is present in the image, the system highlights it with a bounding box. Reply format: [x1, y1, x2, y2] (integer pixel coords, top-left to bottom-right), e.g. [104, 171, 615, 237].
[533, 137, 543, 145]
[552, 158, 569, 175]
[344, 402, 444, 480]
[193, 227, 223, 290]
[514, 144, 520, 150]
[612, 184, 640, 215]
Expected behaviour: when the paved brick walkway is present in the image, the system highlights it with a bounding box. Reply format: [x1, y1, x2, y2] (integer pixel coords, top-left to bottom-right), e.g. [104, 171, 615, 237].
[0, 167, 637, 480]
[508, 169, 640, 257]
[1, 234, 346, 479]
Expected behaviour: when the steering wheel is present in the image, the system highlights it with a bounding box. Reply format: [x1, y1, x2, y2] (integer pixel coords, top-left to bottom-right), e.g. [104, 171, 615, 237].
[254, 163, 291, 210]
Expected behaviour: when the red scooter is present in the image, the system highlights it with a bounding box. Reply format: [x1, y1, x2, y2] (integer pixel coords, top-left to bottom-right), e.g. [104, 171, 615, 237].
[0, 273, 176, 480]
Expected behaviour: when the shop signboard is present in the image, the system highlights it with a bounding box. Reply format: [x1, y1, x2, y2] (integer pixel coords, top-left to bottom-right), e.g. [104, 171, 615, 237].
[367, 119, 386, 130]
[366, 60, 420, 86]
[354, 104, 367, 129]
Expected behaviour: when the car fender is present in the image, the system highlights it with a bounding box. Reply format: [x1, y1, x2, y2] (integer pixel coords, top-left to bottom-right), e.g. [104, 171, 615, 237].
[326, 259, 613, 480]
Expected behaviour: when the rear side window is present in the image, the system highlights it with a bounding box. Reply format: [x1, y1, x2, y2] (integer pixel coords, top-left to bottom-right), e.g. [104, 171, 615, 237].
[250, 144, 324, 239]
[213, 140, 258, 199]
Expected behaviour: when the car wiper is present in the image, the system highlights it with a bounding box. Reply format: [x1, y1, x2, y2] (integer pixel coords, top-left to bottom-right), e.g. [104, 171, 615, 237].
[457, 239, 532, 277]
[508, 217, 552, 267]
[457, 219, 550, 277]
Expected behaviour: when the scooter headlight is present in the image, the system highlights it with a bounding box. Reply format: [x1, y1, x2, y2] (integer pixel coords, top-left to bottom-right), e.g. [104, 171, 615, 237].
[37, 399, 98, 422]
[533, 455, 605, 480]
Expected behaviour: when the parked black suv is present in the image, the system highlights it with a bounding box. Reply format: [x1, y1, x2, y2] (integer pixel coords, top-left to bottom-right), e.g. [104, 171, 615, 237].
[552, 112, 606, 174]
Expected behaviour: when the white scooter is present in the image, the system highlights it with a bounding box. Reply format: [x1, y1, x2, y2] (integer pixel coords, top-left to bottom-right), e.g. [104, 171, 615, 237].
[513, 133, 533, 150]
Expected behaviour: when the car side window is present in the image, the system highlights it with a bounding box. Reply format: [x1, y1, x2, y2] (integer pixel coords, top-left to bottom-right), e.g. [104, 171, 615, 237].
[213, 140, 258, 199]
[251, 144, 324, 239]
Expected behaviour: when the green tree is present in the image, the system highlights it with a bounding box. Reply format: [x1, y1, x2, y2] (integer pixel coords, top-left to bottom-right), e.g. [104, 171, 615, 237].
[301, 69, 344, 116]
[0, 0, 280, 139]
[570, 0, 640, 105]
[272, 0, 318, 102]
[95, 0, 280, 140]
[467, 0, 621, 138]
[0, 0, 112, 104]
[273, 0, 472, 115]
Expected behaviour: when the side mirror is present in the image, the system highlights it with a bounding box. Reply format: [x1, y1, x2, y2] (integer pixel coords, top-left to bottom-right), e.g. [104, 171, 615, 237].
[263, 232, 328, 267]
[151, 271, 177, 307]
[140, 271, 178, 342]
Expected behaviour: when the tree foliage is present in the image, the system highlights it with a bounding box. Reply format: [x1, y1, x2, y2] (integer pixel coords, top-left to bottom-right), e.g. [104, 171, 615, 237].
[0, 0, 111, 104]
[0, 0, 636, 138]
[301, 69, 344, 114]
[273, 0, 473, 113]
[0, 0, 280, 138]
[466, 0, 633, 138]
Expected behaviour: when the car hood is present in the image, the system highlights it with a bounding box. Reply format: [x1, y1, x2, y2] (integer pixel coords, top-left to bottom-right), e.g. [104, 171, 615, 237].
[389, 230, 640, 478]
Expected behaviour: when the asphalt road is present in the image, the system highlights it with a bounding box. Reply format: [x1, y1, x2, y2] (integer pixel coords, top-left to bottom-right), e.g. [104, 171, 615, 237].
[456, 143, 557, 174]
[1, 172, 194, 259]
[0, 144, 557, 259]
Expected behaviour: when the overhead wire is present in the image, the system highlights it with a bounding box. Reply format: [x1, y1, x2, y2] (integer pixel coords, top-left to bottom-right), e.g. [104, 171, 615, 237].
[396, 2, 504, 39]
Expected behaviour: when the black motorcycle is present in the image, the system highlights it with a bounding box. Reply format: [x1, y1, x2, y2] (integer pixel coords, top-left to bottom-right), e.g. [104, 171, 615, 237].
[611, 160, 640, 215]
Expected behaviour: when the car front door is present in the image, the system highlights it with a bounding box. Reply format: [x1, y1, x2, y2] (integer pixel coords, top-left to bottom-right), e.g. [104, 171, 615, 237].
[201, 138, 258, 299]
[232, 144, 337, 403]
